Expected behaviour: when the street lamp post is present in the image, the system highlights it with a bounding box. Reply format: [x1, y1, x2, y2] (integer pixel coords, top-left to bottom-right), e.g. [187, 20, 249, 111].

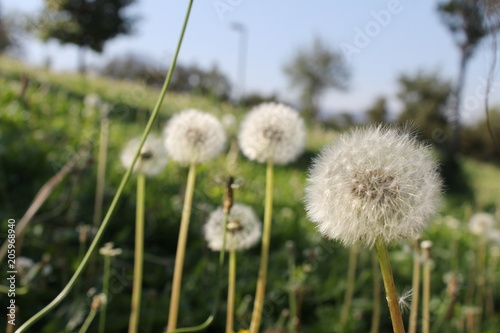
[230, 22, 247, 103]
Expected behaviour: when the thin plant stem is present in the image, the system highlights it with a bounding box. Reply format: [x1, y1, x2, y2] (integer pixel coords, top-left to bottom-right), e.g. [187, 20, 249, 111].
[93, 114, 110, 227]
[129, 174, 146, 333]
[375, 238, 406, 333]
[226, 249, 237, 333]
[422, 245, 432, 333]
[165, 181, 233, 333]
[14, 2, 194, 330]
[78, 308, 97, 333]
[409, 239, 421, 333]
[167, 162, 197, 331]
[249, 160, 274, 333]
[370, 249, 381, 333]
[475, 235, 487, 329]
[340, 244, 358, 327]
[287, 241, 298, 333]
[98, 255, 111, 333]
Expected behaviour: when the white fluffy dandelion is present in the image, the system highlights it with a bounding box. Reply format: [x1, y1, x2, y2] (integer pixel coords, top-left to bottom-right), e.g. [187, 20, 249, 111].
[238, 102, 305, 165]
[120, 134, 167, 176]
[305, 126, 442, 247]
[163, 109, 227, 164]
[204, 203, 262, 251]
[468, 212, 496, 235]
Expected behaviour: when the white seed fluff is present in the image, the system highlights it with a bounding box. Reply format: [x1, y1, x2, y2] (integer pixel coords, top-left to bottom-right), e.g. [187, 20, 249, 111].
[163, 109, 227, 165]
[305, 126, 442, 247]
[238, 102, 305, 165]
[120, 134, 167, 176]
[468, 212, 496, 235]
[204, 203, 262, 252]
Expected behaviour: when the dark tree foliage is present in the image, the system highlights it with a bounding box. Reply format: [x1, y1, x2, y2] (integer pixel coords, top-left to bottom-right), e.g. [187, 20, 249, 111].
[38, 0, 136, 71]
[396, 70, 452, 146]
[366, 96, 389, 124]
[101, 53, 232, 100]
[283, 37, 350, 121]
[437, 0, 492, 153]
[0, 3, 12, 53]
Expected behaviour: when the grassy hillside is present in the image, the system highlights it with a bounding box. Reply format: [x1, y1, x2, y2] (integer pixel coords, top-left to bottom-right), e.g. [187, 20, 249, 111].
[1, 56, 499, 332]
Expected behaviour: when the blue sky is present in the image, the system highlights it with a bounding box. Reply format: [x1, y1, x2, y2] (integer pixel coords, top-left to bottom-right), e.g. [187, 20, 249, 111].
[4, 0, 499, 122]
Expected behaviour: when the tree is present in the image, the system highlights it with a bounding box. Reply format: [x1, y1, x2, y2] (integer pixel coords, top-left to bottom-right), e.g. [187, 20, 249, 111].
[38, 0, 137, 72]
[0, 1, 12, 53]
[283, 37, 350, 121]
[396, 70, 452, 145]
[437, 0, 493, 154]
[366, 97, 389, 124]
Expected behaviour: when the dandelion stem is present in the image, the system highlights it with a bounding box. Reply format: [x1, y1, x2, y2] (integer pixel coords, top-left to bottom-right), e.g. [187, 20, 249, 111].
[167, 162, 197, 331]
[287, 241, 298, 333]
[409, 239, 421, 333]
[98, 254, 111, 333]
[422, 244, 432, 333]
[340, 244, 358, 327]
[165, 183, 232, 333]
[475, 234, 487, 328]
[129, 173, 146, 333]
[370, 249, 381, 333]
[375, 238, 406, 333]
[78, 308, 97, 333]
[226, 249, 236, 333]
[249, 160, 274, 333]
[93, 114, 110, 227]
[14, 2, 193, 330]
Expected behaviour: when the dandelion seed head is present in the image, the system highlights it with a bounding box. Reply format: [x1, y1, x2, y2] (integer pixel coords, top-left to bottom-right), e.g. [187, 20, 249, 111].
[164, 109, 227, 164]
[238, 103, 305, 165]
[305, 126, 442, 247]
[204, 203, 261, 251]
[468, 212, 496, 235]
[120, 134, 167, 176]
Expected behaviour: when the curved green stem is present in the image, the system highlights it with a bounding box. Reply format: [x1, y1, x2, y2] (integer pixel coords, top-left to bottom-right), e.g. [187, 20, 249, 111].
[129, 174, 146, 333]
[167, 162, 197, 331]
[375, 238, 406, 333]
[249, 160, 274, 333]
[98, 255, 111, 333]
[15, 2, 194, 331]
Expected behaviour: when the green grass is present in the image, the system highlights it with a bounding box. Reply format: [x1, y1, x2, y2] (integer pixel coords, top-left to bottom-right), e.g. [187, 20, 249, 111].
[1, 56, 500, 333]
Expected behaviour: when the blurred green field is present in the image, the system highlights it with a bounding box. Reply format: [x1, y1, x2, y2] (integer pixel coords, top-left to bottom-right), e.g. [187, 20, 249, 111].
[1, 56, 499, 333]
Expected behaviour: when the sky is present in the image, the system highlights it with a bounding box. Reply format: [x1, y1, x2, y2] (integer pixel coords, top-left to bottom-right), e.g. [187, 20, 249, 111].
[3, 0, 500, 122]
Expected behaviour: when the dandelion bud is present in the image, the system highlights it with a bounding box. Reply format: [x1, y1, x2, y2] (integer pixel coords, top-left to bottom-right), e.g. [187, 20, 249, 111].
[238, 103, 305, 165]
[204, 203, 261, 251]
[305, 126, 442, 247]
[120, 134, 167, 176]
[163, 109, 227, 164]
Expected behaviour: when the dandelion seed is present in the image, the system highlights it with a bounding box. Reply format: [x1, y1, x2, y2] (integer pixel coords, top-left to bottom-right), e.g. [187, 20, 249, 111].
[305, 126, 442, 247]
[204, 203, 262, 251]
[468, 212, 496, 235]
[163, 109, 227, 164]
[238, 102, 305, 165]
[120, 135, 167, 176]
[398, 288, 413, 314]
